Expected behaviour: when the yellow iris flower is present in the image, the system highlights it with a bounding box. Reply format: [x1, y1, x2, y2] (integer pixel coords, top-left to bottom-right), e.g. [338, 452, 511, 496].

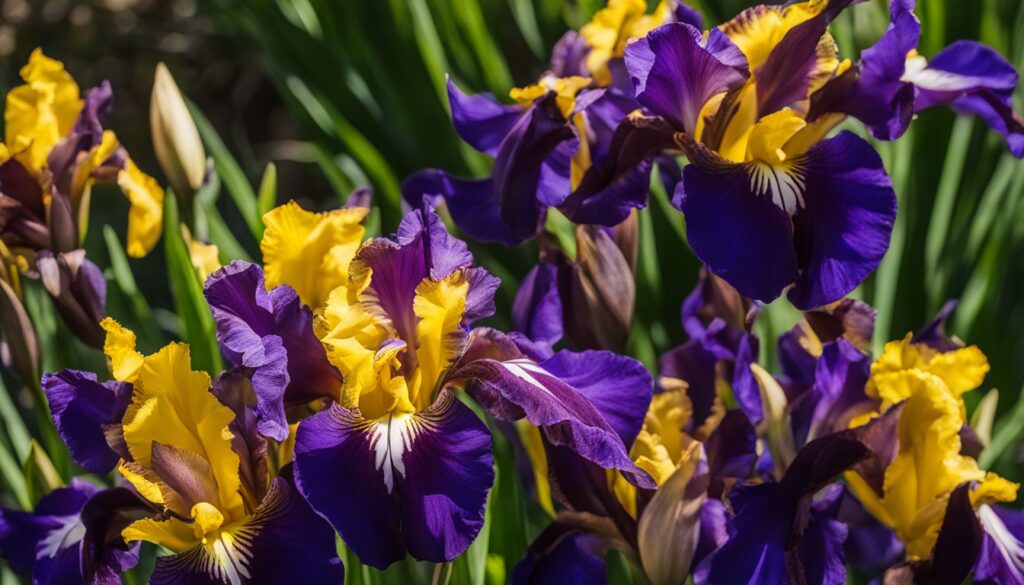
[100, 318, 259, 562]
[847, 337, 1017, 560]
[580, 0, 675, 87]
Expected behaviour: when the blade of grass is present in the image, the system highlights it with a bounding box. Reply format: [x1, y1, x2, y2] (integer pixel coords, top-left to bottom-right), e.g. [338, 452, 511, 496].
[189, 102, 262, 240]
[980, 378, 1024, 469]
[0, 374, 30, 460]
[163, 192, 224, 375]
[257, 162, 278, 218]
[103, 226, 162, 348]
[0, 437, 29, 509]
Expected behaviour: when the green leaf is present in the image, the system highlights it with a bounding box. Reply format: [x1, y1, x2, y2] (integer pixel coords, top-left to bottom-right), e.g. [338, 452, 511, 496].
[257, 161, 278, 219]
[0, 437, 29, 509]
[23, 439, 63, 505]
[163, 191, 224, 375]
[0, 373, 30, 460]
[980, 380, 1024, 469]
[188, 102, 262, 240]
[103, 226, 162, 349]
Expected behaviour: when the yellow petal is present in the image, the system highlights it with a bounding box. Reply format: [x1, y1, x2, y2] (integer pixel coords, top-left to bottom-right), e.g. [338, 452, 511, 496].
[411, 271, 469, 410]
[121, 343, 245, 520]
[517, 421, 554, 517]
[117, 158, 165, 258]
[119, 459, 166, 506]
[720, 0, 827, 73]
[746, 109, 807, 165]
[100, 317, 144, 383]
[4, 48, 82, 175]
[191, 502, 226, 536]
[875, 371, 985, 559]
[122, 516, 197, 553]
[70, 129, 120, 208]
[316, 283, 393, 411]
[580, 0, 650, 86]
[261, 201, 368, 309]
[189, 239, 222, 283]
[971, 473, 1019, 507]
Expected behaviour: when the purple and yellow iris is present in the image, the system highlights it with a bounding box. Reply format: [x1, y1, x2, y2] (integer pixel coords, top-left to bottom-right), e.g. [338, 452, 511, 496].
[203, 202, 654, 569]
[0, 50, 164, 350]
[38, 322, 344, 585]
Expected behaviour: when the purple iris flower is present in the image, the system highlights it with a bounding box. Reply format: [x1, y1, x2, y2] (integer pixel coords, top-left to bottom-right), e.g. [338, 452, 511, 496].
[204, 261, 343, 441]
[0, 480, 142, 585]
[809, 0, 1024, 156]
[208, 207, 654, 568]
[403, 78, 652, 245]
[617, 4, 899, 309]
[975, 504, 1024, 584]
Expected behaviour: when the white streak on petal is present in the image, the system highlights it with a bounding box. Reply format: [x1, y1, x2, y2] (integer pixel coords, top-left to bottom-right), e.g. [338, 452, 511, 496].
[38, 515, 85, 559]
[980, 504, 1024, 581]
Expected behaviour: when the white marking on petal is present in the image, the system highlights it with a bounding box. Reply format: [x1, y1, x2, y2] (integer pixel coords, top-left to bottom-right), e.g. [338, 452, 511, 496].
[979, 504, 1024, 581]
[38, 515, 85, 559]
[367, 413, 436, 494]
[901, 54, 974, 91]
[501, 360, 555, 395]
[748, 162, 806, 216]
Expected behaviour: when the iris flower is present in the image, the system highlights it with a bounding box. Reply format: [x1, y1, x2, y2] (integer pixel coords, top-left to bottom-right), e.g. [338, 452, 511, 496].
[205, 203, 654, 568]
[40, 320, 344, 584]
[620, 0, 899, 308]
[0, 480, 142, 584]
[0, 50, 164, 349]
[401, 2, 695, 245]
[845, 324, 1024, 582]
[808, 0, 1024, 154]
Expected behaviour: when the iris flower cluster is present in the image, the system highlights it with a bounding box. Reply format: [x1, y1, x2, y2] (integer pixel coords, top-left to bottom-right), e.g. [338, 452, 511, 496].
[1, 0, 1024, 583]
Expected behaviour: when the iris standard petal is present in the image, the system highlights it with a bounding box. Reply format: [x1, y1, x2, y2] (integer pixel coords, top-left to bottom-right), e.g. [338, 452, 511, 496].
[402, 171, 519, 246]
[447, 76, 523, 157]
[294, 391, 493, 568]
[205, 260, 341, 440]
[41, 369, 132, 474]
[624, 24, 749, 134]
[512, 262, 566, 347]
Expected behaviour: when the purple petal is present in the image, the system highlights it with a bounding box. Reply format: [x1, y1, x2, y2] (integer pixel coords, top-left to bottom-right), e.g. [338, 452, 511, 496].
[447, 77, 523, 157]
[677, 151, 799, 304]
[150, 478, 343, 585]
[513, 525, 606, 585]
[0, 508, 53, 575]
[704, 410, 757, 485]
[625, 24, 749, 133]
[549, 31, 590, 78]
[912, 40, 1018, 109]
[293, 405, 404, 569]
[205, 261, 341, 441]
[949, 91, 1024, 158]
[41, 370, 132, 474]
[512, 261, 566, 347]
[397, 391, 494, 563]
[791, 339, 871, 445]
[394, 206, 473, 281]
[976, 504, 1024, 584]
[755, 13, 831, 115]
[788, 132, 897, 309]
[402, 171, 520, 246]
[294, 392, 492, 568]
[659, 340, 718, 435]
[836, 488, 903, 575]
[455, 334, 654, 488]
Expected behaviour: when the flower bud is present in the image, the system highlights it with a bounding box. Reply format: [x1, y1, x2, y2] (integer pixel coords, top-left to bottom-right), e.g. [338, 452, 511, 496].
[150, 63, 205, 202]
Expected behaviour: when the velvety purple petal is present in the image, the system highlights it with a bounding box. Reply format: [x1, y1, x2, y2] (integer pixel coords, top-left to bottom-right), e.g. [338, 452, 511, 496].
[549, 31, 590, 78]
[513, 262, 565, 346]
[397, 391, 493, 562]
[704, 410, 757, 486]
[791, 339, 871, 446]
[463, 267, 501, 324]
[537, 139, 575, 208]
[788, 132, 897, 309]
[79, 487, 147, 585]
[0, 508, 53, 575]
[926, 482, 983, 584]
[677, 151, 799, 304]
[395, 206, 474, 279]
[692, 499, 728, 579]
[912, 41, 1018, 109]
[402, 170, 521, 246]
[730, 331, 761, 424]
[293, 405, 404, 569]
[625, 24, 749, 133]
[447, 77, 523, 157]
[659, 339, 717, 434]
[836, 488, 903, 575]
[672, 1, 703, 29]
[41, 370, 132, 474]
[512, 526, 606, 585]
[455, 334, 654, 488]
[205, 260, 341, 441]
[976, 504, 1024, 584]
[797, 486, 849, 585]
[778, 327, 819, 391]
[808, 0, 918, 139]
[949, 92, 1024, 158]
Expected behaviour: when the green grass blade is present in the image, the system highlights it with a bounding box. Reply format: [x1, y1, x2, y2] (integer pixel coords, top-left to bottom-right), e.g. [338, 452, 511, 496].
[257, 162, 278, 218]
[188, 102, 262, 239]
[923, 116, 973, 308]
[0, 374, 30, 461]
[163, 192, 224, 375]
[103, 226, 162, 348]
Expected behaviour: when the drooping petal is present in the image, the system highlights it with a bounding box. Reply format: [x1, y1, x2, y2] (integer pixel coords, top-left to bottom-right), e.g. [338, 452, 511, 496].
[976, 504, 1024, 585]
[41, 369, 132, 474]
[447, 77, 523, 157]
[205, 260, 341, 440]
[294, 391, 492, 568]
[512, 525, 606, 585]
[625, 24, 749, 134]
[150, 477, 344, 585]
[453, 330, 654, 488]
[788, 131, 897, 309]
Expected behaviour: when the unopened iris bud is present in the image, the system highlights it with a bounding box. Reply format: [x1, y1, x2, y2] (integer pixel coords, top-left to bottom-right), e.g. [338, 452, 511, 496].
[150, 62, 205, 203]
